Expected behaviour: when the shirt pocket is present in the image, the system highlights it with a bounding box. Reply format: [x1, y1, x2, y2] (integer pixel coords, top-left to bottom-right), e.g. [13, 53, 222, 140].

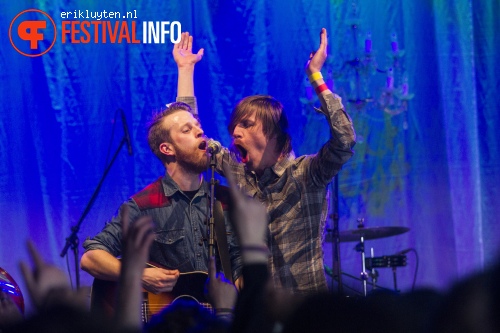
[152, 228, 190, 270]
[268, 179, 302, 222]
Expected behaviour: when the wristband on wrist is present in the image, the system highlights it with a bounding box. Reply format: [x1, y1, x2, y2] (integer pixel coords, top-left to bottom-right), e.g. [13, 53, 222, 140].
[215, 308, 234, 314]
[315, 83, 329, 94]
[308, 72, 323, 83]
[240, 245, 270, 255]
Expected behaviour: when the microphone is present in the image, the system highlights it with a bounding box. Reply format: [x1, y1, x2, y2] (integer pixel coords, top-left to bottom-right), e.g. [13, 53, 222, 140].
[207, 139, 221, 154]
[120, 109, 133, 156]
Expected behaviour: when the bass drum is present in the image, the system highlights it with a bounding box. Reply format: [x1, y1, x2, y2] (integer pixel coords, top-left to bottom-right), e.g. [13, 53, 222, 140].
[0, 266, 24, 314]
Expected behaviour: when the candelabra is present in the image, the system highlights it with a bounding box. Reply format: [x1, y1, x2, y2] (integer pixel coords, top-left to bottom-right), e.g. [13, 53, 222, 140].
[301, 1, 414, 128]
[377, 33, 414, 128]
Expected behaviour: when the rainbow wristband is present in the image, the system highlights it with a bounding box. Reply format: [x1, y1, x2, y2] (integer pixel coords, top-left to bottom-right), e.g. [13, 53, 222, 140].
[308, 72, 323, 83]
[315, 83, 329, 94]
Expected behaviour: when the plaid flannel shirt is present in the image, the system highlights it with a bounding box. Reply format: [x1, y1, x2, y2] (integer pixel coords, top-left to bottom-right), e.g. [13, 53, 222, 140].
[180, 93, 355, 293]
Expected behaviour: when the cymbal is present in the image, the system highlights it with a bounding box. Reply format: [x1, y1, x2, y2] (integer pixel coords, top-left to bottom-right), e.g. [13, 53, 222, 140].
[328, 226, 410, 242]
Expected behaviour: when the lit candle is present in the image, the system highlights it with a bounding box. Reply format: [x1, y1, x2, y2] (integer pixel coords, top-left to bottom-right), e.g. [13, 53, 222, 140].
[402, 83, 408, 95]
[365, 32, 372, 53]
[391, 33, 399, 53]
[401, 76, 409, 96]
[386, 68, 394, 89]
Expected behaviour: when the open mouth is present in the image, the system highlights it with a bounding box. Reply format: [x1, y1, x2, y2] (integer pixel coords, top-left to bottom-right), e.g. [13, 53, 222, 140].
[236, 144, 249, 163]
[198, 141, 207, 150]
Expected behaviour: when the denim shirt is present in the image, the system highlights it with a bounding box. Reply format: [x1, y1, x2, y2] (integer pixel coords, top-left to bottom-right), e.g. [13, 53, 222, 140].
[82, 173, 242, 281]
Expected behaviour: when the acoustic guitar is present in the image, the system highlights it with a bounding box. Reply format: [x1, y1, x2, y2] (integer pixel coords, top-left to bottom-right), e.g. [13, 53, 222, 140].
[90, 262, 211, 323]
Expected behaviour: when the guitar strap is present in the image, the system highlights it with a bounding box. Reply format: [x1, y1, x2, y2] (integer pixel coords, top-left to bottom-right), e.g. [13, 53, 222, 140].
[213, 200, 234, 284]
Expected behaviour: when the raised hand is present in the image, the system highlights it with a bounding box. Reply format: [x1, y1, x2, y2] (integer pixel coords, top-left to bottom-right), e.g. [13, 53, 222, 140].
[114, 206, 156, 329]
[19, 240, 87, 310]
[0, 291, 23, 329]
[305, 28, 328, 75]
[206, 256, 237, 311]
[172, 31, 204, 68]
[120, 206, 155, 273]
[223, 164, 269, 248]
[117, 205, 179, 294]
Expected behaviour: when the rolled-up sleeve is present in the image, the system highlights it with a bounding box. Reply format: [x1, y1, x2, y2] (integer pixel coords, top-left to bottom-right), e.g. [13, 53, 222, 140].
[176, 96, 198, 116]
[82, 199, 140, 256]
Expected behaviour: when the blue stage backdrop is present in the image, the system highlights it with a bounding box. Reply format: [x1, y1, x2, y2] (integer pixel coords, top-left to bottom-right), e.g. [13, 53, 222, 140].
[1, 0, 499, 312]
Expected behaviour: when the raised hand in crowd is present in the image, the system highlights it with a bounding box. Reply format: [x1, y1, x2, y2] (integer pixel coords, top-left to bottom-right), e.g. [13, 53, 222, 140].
[0, 291, 23, 331]
[114, 206, 155, 331]
[19, 240, 87, 311]
[223, 165, 269, 265]
[206, 256, 237, 322]
[222, 165, 276, 333]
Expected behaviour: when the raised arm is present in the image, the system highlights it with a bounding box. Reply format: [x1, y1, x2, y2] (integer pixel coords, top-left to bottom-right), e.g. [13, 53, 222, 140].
[20, 240, 88, 311]
[305, 28, 356, 186]
[114, 206, 155, 330]
[305, 28, 329, 95]
[223, 165, 274, 333]
[173, 31, 203, 113]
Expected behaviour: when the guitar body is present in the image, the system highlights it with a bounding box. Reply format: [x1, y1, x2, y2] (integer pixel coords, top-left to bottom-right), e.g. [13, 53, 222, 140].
[91, 270, 210, 323]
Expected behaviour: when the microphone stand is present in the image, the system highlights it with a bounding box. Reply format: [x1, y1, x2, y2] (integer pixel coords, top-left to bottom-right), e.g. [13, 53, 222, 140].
[207, 151, 218, 257]
[331, 175, 343, 295]
[60, 136, 128, 289]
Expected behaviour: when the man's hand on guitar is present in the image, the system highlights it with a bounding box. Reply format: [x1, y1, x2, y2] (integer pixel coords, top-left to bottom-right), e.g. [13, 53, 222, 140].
[142, 268, 180, 294]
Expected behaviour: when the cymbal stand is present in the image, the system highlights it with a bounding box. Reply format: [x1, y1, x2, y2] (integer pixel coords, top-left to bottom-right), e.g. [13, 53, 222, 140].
[357, 218, 368, 297]
[392, 267, 399, 292]
[369, 247, 379, 290]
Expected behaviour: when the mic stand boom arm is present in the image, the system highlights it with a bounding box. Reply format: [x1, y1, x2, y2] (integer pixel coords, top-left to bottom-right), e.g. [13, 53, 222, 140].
[60, 137, 128, 290]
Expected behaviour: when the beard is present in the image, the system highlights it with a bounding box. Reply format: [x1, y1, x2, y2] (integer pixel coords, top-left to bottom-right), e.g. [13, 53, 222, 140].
[173, 142, 209, 174]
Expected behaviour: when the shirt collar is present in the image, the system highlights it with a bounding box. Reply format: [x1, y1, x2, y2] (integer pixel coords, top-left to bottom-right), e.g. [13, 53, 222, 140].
[161, 172, 208, 197]
[246, 151, 295, 184]
[270, 151, 295, 177]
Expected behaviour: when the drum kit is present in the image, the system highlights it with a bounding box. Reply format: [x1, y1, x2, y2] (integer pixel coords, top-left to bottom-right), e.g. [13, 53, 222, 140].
[326, 218, 410, 297]
[0, 266, 24, 314]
